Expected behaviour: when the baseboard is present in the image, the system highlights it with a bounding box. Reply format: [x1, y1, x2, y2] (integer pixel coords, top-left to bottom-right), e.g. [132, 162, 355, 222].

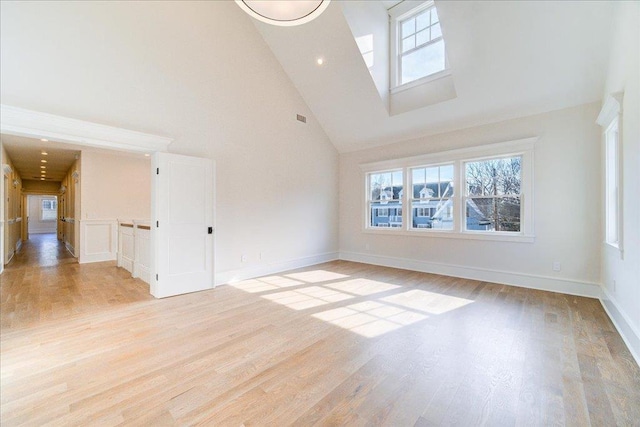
[600, 288, 640, 367]
[339, 251, 603, 299]
[215, 251, 339, 286]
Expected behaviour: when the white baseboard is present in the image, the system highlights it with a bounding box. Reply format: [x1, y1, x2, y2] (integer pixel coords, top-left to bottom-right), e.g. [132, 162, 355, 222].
[600, 288, 640, 367]
[215, 252, 339, 286]
[339, 251, 603, 299]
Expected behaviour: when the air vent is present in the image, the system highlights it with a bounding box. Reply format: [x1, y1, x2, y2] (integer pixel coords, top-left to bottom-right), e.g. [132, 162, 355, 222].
[296, 114, 307, 123]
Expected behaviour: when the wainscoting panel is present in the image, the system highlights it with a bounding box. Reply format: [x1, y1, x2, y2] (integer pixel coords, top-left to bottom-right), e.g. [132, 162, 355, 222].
[117, 222, 135, 273]
[133, 222, 151, 284]
[79, 220, 117, 264]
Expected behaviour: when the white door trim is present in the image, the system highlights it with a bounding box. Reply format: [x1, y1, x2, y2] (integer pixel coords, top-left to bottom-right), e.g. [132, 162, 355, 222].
[0, 104, 172, 153]
[0, 104, 173, 286]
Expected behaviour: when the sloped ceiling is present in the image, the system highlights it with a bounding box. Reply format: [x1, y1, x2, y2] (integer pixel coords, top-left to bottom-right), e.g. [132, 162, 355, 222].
[251, 0, 613, 152]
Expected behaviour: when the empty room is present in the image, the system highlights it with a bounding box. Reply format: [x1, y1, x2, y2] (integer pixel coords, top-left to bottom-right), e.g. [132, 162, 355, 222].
[1, 0, 639, 425]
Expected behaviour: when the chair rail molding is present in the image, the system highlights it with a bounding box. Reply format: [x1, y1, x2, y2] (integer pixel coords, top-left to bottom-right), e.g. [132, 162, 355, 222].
[0, 104, 172, 153]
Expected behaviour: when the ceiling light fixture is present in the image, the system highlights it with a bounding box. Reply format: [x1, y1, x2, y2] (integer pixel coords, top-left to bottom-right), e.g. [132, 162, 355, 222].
[40, 165, 46, 169]
[41, 151, 48, 155]
[41, 159, 47, 163]
[234, 0, 331, 27]
[40, 138, 48, 142]
[316, 57, 324, 65]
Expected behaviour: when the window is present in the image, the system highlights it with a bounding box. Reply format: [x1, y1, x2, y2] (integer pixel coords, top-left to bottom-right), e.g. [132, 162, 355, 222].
[464, 157, 521, 232]
[41, 198, 57, 221]
[362, 138, 535, 241]
[604, 117, 620, 247]
[596, 92, 623, 256]
[367, 170, 403, 228]
[391, 1, 446, 87]
[411, 164, 454, 230]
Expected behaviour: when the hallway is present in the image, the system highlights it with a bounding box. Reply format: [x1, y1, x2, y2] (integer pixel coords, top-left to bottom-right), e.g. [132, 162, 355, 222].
[1, 233, 151, 330]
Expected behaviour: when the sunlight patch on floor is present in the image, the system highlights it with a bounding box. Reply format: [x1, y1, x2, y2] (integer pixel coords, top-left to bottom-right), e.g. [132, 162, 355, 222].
[381, 289, 473, 315]
[324, 278, 400, 296]
[313, 301, 428, 338]
[261, 286, 354, 310]
[230, 276, 304, 293]
[284, 270, 349, 283]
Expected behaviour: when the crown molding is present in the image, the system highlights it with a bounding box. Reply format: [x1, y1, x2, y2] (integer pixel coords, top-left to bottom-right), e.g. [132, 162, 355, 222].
[0, 104, 172, 153]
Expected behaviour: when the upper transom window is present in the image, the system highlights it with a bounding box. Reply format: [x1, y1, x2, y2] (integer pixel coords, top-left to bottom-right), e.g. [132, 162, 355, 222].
[392, 1, 447, 87]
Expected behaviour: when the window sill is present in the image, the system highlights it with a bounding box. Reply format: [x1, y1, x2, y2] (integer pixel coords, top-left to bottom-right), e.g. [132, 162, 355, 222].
[362, 227, 535, 243]
[390, 68, 451, 95]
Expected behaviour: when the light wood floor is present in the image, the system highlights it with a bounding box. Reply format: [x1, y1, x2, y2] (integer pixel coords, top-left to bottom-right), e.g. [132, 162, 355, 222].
[1, 236, 639, 426]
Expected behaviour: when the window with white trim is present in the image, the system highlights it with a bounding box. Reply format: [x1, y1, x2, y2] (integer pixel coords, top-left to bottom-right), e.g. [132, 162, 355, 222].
[411, 164, 454, 230]
[464, 156, 522, 232]
[391, 1, 446, 88]
[604, 117, 620, 247]
[367, 170, 403, 228]
[41, 198, 57, 221]
[596, 92, 623, 256]
[362, 138, 535, 241]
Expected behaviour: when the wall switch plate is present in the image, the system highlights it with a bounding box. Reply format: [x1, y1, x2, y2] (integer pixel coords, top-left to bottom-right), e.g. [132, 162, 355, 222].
[552, 262, 561, 272]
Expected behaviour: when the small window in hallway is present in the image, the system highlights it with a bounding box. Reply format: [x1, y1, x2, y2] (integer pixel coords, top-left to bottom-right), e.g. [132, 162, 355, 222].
[41, 198, 57, 221]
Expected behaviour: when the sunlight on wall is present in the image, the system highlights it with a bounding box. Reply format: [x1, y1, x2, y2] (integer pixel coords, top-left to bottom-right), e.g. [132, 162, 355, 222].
[356, 34, 374, 69]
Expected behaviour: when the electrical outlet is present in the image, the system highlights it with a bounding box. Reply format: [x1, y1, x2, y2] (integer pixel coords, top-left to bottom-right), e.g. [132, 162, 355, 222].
[552, 261, 561, 272]
[241, 254, 246, 263]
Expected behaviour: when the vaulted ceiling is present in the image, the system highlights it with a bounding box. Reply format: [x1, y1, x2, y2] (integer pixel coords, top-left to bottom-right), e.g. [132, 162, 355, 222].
[251, 1, 613, 152]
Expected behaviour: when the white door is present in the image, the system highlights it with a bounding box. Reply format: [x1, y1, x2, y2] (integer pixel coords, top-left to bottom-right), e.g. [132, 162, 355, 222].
[151, 152, 214, 298]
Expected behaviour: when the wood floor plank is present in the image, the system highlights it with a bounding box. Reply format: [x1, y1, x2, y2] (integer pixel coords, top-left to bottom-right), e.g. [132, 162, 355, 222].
[1, 234, 639, 426]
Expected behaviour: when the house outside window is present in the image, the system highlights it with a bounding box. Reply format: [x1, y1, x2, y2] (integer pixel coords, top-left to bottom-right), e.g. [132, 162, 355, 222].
[362, 138, 535, 242]
[464, 157, 522, 232]
[390, 1, 447, 89]
[411, 164, 454, 230]
[367, 170, 403, 228]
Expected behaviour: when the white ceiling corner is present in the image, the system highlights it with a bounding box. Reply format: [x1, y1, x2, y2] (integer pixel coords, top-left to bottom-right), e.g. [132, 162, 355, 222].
[252, 1, 614, 153]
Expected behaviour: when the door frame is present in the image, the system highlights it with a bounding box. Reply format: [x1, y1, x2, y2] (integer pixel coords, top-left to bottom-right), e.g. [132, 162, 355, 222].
[0, 104, 177, 281]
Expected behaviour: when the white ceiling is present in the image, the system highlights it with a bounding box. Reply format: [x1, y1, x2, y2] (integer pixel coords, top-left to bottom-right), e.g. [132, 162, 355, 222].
[252, 1, 614, 152]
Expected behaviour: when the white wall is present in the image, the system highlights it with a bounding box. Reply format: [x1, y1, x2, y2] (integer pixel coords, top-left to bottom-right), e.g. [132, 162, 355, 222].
[340, 102, 602, 296]
[340, 1, 390, 112]
[0, 1, 339, 280]
[27, 195, 57, 234]
[81, 151, 150, 221]
[600, 1, 640, 361]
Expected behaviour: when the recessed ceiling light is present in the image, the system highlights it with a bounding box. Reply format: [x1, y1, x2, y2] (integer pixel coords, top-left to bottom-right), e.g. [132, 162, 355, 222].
[316, 57, 324, 65]
[40, 178, 45, 180]
[41, 159, 47, 163]
[41, 151, 48, 155]
[40, 165, 46, 169]
[40, 138, 48, 142]
[144, 153, 150, 157]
